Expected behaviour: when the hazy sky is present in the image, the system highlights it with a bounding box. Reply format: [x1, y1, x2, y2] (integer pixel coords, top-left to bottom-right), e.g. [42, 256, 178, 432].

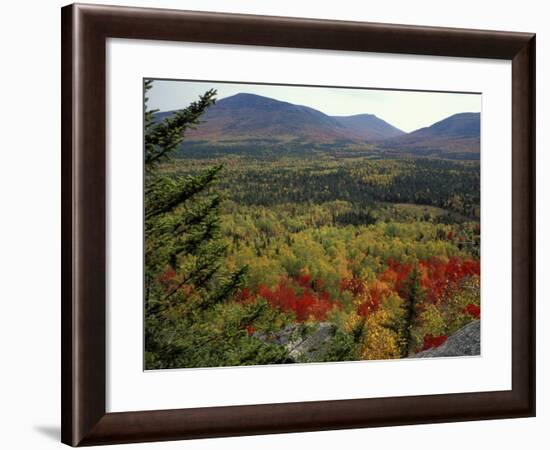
[147, 79, 480, 133]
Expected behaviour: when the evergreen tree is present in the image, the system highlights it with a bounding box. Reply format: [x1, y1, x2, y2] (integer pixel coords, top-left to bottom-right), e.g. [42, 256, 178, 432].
[401, 264, 423, 357]
[143, 80, 288, 368]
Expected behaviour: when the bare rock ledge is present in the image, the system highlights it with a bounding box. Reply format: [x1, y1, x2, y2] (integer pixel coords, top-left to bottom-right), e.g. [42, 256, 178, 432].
[412, 320, 480, 358]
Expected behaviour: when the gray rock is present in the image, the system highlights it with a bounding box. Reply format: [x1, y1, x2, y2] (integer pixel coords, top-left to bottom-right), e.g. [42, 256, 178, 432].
[254, 323, 337, 363]
[412, 320, 480, 358]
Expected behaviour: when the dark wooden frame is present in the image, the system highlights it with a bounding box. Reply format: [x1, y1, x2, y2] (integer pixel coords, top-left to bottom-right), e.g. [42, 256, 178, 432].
[61, 3, 536, 446]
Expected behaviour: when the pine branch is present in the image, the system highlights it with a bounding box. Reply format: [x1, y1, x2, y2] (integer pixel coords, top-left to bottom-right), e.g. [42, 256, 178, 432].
[202, 266, 248, 310]
[145, 165, 223, 220]
[145, 89, 217, 170]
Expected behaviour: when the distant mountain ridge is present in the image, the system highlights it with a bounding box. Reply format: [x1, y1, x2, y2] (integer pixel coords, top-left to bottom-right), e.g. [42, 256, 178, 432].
[333, 114, 404, 141]
[154, 93, 480, 158]
[379, 113, 480, 158]
[408, 112, 480, 138]
[157, 93, 405, 144]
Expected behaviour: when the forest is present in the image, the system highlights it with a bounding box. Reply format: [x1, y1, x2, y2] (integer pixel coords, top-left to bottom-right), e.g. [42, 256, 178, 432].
[144, 84, 481, 369]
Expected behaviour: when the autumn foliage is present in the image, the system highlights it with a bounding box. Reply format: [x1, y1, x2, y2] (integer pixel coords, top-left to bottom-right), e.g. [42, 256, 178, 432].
[144, 79, 482, 369]
[421, 334, 448, 351]
[340, 257, 480, 320]
[356, 280, 392, 317]
[238, 272, 340, 321]
[234, 254, 480, 355]
[464, 303, 481, 319]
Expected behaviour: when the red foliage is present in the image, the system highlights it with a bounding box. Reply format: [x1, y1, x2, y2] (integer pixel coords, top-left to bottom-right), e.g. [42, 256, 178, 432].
[357, 301, 378, 316]
[339, 276, 365, 296]
[464, 303, 481, 319]
[357, 281, 390, 317]
[378, 257, 480, 304]
[295, 272, 312, 288]
[235, 256, 480, 325]
[314, 278, 325, 291]
[237, 274, 340, 322]
[420, 257, 479, 303]
[421, 334, 448, 351]
[158, 268, 179, 291]
[245, 325, 256, 335]
[380, 259, 413, 298]
[257, 278, 339, 321]
[158, 268, 176, 284]
[235, 287, 254, 304]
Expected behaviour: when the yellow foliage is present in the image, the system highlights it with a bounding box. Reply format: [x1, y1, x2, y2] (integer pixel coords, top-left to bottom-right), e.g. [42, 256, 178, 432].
[361, 309, 402, 360]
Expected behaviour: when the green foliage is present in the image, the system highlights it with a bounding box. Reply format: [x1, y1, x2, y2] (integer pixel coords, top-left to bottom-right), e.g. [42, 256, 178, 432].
[144, 82, 481, 368]
[166, 156, 480, 218]
[145, 300, 290, 369]
[145, 81, 217, 170]
[412, 276, 480, 348]
[402, 265, 423, 356]
[319, 328, 361, 362]
[144, 81, 290, 369]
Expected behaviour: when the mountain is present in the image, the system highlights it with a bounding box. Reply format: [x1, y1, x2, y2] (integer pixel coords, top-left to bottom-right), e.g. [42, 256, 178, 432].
[379, 113, 480, 158]
[408, 112, 480, 138]
[154, 94, 480, 159]
[156, 93, 405, 145]
[333, 114, 404, 141]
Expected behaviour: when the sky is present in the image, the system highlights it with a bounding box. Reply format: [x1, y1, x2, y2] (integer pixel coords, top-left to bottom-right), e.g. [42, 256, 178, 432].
[147, 79, 481, 133]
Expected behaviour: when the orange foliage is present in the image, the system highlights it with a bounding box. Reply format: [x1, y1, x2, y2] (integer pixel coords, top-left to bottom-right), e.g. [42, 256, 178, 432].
[380, 259, 413, 298]
[237, 256, 479, 324]
[357, 280, 392, 317]
[341, 257, 480, 319]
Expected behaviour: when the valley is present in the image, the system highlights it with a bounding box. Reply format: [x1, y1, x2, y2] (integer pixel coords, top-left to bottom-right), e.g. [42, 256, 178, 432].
[145, 87, 481, 369]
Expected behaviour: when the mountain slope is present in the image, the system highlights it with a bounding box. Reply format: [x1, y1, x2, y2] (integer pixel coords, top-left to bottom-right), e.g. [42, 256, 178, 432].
[333, 114, 405, 140]
[185, 93, 348, 143]
[156, 93, 404, 144]
[379, 112, 480, 158]
[154, 95, 479, 159]
[407, 112, 480, 139]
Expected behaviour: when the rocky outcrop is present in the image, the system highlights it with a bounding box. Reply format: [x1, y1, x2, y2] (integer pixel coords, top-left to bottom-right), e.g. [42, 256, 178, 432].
[255, 319, 480, 362]
[412, 320, 480, 358]
[254, 323, 337, 363]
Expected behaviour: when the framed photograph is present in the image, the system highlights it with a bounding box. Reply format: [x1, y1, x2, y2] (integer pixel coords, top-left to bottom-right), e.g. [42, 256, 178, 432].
[61, 3, 535, 446]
